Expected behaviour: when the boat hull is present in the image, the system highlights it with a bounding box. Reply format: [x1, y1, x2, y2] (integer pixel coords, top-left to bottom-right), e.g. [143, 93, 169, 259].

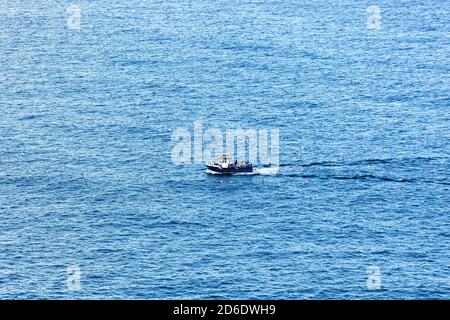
[206, 164, 253, 174]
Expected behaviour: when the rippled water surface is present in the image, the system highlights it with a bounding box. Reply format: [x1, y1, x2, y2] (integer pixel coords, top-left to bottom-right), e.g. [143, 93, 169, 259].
[0, 0, 449, 299]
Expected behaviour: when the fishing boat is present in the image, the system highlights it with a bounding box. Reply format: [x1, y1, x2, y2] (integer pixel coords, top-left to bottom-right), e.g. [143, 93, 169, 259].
[206, 155, 253, 175]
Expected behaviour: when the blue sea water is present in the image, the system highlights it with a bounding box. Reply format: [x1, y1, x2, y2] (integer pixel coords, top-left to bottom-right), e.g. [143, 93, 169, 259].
[0, 0, 449, 299]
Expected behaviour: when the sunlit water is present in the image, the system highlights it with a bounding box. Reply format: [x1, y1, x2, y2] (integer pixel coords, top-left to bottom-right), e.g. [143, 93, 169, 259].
[0, 1, 449, 299]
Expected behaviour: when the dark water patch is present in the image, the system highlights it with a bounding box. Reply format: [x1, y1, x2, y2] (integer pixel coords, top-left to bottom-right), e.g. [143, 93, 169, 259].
[331, 174, 416, 183]
[300, 161, 343, 168]
[145, 221, 209, 229]
[17, 114, 45, 121]
[39, 177, 93, 193]
[298, 156, 448, 169]
[221, 44, 275, 52]
[1, 175, 50, 188]
[271, 157, 448, 176]
[283, 172, 416, 183]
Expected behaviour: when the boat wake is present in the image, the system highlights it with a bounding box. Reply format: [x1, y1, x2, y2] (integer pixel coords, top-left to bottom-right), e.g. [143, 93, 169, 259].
[255, 166, 280, 175]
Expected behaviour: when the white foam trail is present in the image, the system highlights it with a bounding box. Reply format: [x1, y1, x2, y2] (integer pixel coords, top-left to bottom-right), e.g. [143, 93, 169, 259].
[255, 166, 279, 175]
[205, 169, 222, 175]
